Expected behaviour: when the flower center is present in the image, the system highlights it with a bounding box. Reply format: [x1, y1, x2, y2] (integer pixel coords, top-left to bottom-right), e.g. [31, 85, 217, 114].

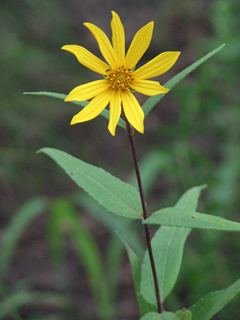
[107, 66, 133, 91]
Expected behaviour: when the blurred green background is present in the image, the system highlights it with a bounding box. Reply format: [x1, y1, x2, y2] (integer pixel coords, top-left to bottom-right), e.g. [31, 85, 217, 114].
[0, 0, 240, 319]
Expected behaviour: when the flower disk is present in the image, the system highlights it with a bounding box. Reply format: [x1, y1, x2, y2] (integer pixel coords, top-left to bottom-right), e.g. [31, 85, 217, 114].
[62, 11, 181, 136]
[107, 66, 134, 91]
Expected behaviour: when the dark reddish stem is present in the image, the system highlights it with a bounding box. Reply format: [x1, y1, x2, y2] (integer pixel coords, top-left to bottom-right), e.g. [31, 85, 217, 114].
[125, 119, 163, 313]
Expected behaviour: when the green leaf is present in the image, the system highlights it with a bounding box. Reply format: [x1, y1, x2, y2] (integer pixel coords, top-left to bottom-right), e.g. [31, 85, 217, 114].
[49, 199, 115, 320]
[24, 91, 126, 128]
[145, 207, 240, 231]
[118, 234, 154, 316]
[0, 198, 48, 280]
[65, 201, 115, 320]
[105, 235, 124, 301]
[190, 278, 240, 320]
[142, 44, 225, 116]
[39, 147, 141, 219]
[141, 186, 205, 304]
[140, 312, 179, 320]
[48, 199, 68, 266]
[176, 310, 192, 320]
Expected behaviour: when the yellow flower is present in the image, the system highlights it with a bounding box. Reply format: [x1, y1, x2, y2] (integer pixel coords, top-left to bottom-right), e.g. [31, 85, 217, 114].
[62, 11, 180, 136]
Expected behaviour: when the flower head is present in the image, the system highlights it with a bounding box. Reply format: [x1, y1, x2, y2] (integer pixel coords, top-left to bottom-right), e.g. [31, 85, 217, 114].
[62, 11, 180, 136]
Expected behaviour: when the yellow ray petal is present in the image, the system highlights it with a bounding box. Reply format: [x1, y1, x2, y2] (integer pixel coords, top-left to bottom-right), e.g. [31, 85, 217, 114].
[84, 22, 117, 68]
[131, 79, 169, 96]
[71, 90, 112, 125]
[121, 91, 144, 133]
[108, 91, 121, 136]
[111, 11, 125, 65]
[65, 80, 109, 102]
[125, 21, 154, 69]
[62, 45, 109, 75]
[134, 51, 181, 79]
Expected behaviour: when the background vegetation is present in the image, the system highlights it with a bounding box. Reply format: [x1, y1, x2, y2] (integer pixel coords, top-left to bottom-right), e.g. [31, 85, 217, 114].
[0, 0, 239, 319]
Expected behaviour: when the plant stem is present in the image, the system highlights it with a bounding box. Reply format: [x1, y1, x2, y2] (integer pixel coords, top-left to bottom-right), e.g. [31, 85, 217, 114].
[125, 120, 163, 313]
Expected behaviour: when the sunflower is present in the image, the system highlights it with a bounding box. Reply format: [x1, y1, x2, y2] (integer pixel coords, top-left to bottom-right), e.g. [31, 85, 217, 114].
[62, 11, 180, 136]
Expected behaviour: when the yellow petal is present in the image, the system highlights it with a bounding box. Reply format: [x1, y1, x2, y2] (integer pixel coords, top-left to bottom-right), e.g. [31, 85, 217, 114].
[134, 51, 181, 79]
[131, 79, 169, 96]
[84, 22, 117, 68]
[121, 91, 144, 133]
[111, 11, 125, 65]
[125, 21, 154, 69]
[65, 80, 109, 102]
[71, 90, 112, 125]
[108, 91, 121, 136]
[62, 45, 109, 75]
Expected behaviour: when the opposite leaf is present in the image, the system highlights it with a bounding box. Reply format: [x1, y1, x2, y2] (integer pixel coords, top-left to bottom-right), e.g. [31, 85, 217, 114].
[190, 278, 240, 320]
[39, 148, 141, 219]
[141, 186, 205, 305]
[145, 207, 240, 231]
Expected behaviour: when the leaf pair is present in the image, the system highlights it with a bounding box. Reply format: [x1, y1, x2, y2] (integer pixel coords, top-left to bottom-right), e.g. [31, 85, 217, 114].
[40, 148, 240, 319]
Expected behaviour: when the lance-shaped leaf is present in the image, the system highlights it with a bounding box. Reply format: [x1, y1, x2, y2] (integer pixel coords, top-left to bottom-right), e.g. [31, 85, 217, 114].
[190, 278, 240, 320]
[39, 148, 141, 219]
[144, 207, 240, 231]
[141, 186, 205, 305]
[142, 44, 225, 116]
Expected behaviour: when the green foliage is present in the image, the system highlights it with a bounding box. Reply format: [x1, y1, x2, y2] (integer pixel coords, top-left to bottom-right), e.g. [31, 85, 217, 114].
[145, 207, 240, 231]
[2, 1, 240, 319]
[49, 199, 115, 320]
[39, 147, 142, 219]
[141, 186, 204, 304]
[190, 278, 240, 320]
[0, 198, 48, 280]
[0, 291, 68, 319]
[118, 235, 154, 316]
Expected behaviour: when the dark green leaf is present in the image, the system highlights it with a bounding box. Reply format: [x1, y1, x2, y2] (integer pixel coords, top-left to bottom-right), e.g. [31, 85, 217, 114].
[190, 278, 240, 320]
